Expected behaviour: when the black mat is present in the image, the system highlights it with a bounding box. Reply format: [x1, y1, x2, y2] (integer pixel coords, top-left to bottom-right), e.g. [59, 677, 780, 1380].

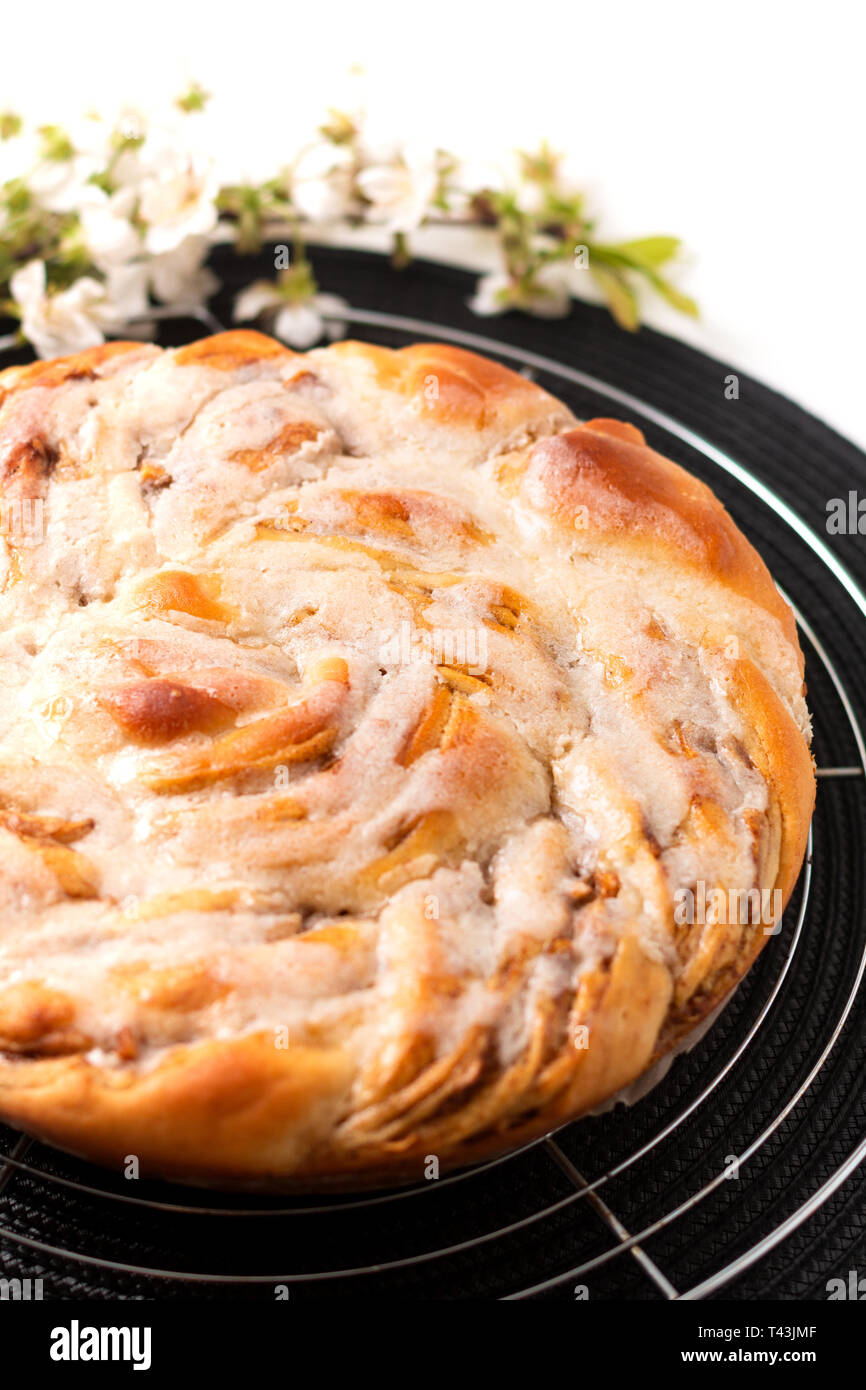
[0, 246, 864, 1301]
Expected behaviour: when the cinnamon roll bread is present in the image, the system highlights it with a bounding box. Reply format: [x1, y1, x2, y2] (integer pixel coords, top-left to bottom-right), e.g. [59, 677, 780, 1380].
[0, 332, 814, 1183]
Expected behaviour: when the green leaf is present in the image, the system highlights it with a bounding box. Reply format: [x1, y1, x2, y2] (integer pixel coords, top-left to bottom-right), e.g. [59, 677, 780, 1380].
[37, 125, 75, 162]
[110, 127, 145, 155]
[1, 178, 32, 216]
[517, 141, 560, 185]
[0, 112, 22, 141]
[88, 169, 115, 195]
[176, 83, 210, 114]
[641, 267, 699, 317]
[318, 109, 357, 145]
[589, 265, 640, 331]
[608, 235, 681, 268]
[586, 240, 698, 323]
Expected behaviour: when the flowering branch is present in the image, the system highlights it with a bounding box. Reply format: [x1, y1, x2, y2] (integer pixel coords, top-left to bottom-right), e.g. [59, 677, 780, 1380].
[0, 89, 697, 358]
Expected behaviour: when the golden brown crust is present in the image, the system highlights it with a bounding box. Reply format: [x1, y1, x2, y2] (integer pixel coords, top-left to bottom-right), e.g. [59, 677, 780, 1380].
[329, 340, 555, 429]
[0, 340, 151, 399]
[522, 422, 798, 644]
[726, 657, 815, 905]
[0, 333, 814, 1185]
[0, 1037, 355, 1179]
[173, 329, 297, 371]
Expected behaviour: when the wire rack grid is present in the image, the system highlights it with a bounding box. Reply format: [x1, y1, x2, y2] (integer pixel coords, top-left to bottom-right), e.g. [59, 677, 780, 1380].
[0, 303, 864, 1302]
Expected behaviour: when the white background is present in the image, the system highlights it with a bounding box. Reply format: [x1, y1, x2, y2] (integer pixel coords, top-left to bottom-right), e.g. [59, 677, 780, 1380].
[7, 0, 865, 448]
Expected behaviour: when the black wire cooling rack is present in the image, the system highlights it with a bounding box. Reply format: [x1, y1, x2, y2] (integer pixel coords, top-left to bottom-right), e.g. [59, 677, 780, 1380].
[0, 249, 864, 1301]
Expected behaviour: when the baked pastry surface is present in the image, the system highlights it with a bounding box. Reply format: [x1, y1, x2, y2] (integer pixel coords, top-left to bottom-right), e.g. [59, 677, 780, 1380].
[0, 332, 814, 1184]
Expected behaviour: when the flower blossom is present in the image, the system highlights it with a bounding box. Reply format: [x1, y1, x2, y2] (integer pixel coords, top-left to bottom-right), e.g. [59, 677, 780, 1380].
[10, 259, 148, 359]
[234, 279, 348, 349]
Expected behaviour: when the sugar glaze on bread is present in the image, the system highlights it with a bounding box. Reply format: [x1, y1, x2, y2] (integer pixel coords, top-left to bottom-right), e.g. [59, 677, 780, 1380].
[0, 333, 814, 1183]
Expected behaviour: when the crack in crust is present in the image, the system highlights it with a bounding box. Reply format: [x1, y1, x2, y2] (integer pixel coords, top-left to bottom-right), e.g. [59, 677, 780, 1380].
[0, 333, 814, 1185]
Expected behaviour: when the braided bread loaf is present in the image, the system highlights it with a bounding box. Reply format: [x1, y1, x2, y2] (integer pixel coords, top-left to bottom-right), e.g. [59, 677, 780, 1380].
[0, 332, 814, 1183]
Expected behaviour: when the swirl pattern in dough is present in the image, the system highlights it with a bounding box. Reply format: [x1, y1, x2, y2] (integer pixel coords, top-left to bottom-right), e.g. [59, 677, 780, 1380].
[0, 332, 814, 1183]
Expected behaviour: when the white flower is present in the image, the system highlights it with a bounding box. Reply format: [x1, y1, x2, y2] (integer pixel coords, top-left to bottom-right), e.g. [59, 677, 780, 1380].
[35, 162, 103, 214]
[11, 261, 102, 358]
[470, 264, 573, 319]
[148, 236, 218, 306]
[79, 188, 140, 270]
[290, 143, 356, 223]
[469, 272, 515, 317]
[110, 146, 149, 190]
[0, 131, 38, 187]
[273, 294, 348, 348]
[357, 155, 439, 233]
[233, 281, 285, 323]
[11, 259, 148, 359]
[515, 180, 548, 216]
[234, 279, 348, 349]
[48, 112, 127, 167]
[137, 146, 219, 255]
[101, 262, 150, 327]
